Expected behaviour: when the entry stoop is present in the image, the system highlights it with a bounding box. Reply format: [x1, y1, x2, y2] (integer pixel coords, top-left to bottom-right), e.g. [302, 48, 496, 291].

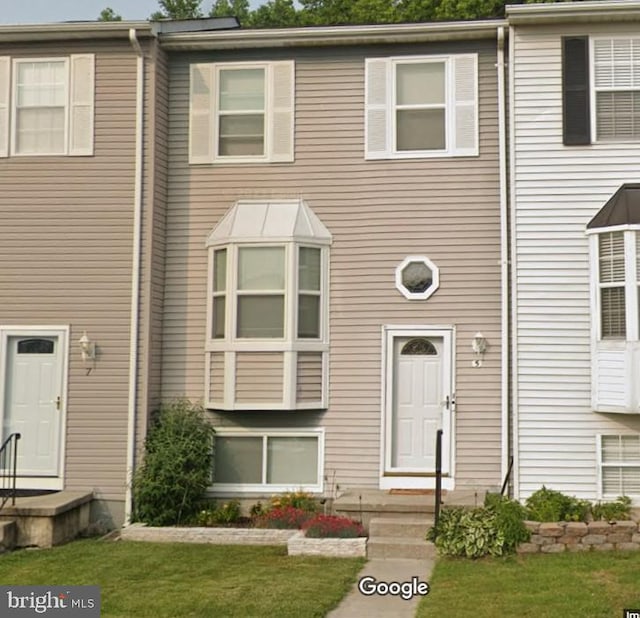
[0, 491, 93, 548]
[367, 516, 435, 559]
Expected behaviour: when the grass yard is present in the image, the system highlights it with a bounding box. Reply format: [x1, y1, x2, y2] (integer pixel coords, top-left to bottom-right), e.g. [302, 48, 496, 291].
[417, 550, 640, 617]
[0, 539, 364, 618]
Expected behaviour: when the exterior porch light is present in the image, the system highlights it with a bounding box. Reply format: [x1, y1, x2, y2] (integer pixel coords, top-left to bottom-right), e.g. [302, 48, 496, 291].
[471, 332, 487, 367]
[79, 331, 95, 362]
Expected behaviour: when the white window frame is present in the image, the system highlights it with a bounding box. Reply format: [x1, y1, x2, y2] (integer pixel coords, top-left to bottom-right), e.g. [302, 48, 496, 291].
[205, 242, 330, 410]
[395, 255, 440, 300]
[588, 225, 640, 413]
[189, 60, 294, 165]
[365, 53, 478, 160]
[392, 57, 449, 156]
[11, 57, 69, 156]
[597, 434, 640, 500]
[590, 36, 640, 143]
[209, 428, 325, 494]
[215, 63, 268, 163]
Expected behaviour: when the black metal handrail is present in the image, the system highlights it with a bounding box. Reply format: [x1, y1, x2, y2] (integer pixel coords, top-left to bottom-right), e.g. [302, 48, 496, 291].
[0, 433, 21, 509]
[501, 455, 514, 496]
[433, 429, 443, 539]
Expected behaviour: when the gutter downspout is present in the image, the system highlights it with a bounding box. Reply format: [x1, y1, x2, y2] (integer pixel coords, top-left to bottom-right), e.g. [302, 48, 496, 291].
[508, 24, 519, 500]
[497, 26, 510, 490]
[125, 28, 144, 525]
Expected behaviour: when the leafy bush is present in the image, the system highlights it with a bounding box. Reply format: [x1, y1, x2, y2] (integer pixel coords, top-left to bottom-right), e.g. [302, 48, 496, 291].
[250, 501, 266, 518]
[591, 496, 632, 521]
[484, 493, 530, 552]
[525, 486, 590, 522]
[255, 507, 312, 529]
[430, 507, 506, 558]
[269, 491, 319, 513]
[132, 400, 215, 526]
[303, 515, 365, 538]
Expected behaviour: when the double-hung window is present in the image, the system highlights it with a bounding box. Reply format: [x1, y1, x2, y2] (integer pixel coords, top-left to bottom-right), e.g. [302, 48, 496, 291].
[561, 36, 640, 144]
[587, 184, 640, 413]
[365, 54, 478, 159]
[0, 55, 94, 157]
[205, 200, 331, 411]
[189, 61, 294, 164]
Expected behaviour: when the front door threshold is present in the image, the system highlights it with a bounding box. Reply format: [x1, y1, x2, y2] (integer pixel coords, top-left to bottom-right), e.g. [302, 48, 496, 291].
[379, 476, 454, 491]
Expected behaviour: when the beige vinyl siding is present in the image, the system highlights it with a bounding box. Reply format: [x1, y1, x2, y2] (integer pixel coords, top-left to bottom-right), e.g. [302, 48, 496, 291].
[0, 40, 140, 505]
[296, 352, 323, 403]
[208, 352, 224, 403]
[235, 352, 284, 404]
[162, 41, 502, 488]
[512, 24, 640, 500]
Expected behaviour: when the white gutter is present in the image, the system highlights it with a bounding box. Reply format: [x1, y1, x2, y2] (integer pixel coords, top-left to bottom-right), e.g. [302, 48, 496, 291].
[497, 26, 510, 492]
[508, 24, 519, 501]
[507, 0, 640, 24]
[125, 28, 144, 525]
[160, 19, 507, 50]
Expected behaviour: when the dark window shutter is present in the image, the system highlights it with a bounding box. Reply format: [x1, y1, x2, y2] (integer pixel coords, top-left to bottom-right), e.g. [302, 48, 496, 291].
[562, 36, 591, 145]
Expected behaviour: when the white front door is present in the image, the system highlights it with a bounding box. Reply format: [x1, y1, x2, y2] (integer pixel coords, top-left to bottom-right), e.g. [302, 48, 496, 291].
[384, 330, 452, 479]
[3, 334, 64, 476]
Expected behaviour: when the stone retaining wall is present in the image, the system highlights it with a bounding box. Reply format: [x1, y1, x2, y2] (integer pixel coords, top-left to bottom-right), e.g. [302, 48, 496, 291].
[517, 520, 640, 554]
[120, 523, 296, 545]
[287, 531, 367, 557]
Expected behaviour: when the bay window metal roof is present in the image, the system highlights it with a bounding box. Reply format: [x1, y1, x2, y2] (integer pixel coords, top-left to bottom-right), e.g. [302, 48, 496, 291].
[206, 199, 332, 246]
[587, 183, 640, 229]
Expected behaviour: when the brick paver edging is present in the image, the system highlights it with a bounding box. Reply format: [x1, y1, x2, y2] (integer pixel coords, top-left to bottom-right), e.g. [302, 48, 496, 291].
[287, 531, 367, 557]
[517, 520, 640, 554]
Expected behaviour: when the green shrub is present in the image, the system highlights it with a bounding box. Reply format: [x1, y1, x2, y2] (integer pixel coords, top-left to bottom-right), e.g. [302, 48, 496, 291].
[525, 486, 590, 522]
[132, 400, 215, 526]
[484, 493, 530, 552]
[591, 496, 632, 521]
[250, 501, 266, 518]
[430, 507, 506, 559]
[269, 491, 319, 513]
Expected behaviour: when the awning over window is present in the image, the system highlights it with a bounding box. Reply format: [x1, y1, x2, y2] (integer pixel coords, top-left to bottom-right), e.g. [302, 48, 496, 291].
[587, 183, 640, 229]
[206, 199, 332, 246]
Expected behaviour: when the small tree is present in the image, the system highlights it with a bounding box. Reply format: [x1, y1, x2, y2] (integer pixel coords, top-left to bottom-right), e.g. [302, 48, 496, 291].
[132, 400, 215, 526]
[98, 7, 122, 21]
[151, 0, 204, 20]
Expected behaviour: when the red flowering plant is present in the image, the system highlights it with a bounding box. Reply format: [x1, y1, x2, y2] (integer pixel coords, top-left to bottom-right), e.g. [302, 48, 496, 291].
[254, 506, 312, 529]
[302, 514, 366, 538]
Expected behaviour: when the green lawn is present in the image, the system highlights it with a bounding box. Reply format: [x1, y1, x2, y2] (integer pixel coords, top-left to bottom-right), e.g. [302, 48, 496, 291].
[417, 551, 640, 618]
[0, 539, 364, 618]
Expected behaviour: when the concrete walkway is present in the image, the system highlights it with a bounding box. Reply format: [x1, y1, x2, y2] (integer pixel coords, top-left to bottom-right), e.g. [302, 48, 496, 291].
[327, 557, 435, 617]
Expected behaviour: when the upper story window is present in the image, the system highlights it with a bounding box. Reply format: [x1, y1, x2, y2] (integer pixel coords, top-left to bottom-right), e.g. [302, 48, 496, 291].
[205, 200, 331, 411]
[0, 55, 94, 158]
[365, 54, 478, 160]
[562, 36, 640, 144]
[189, 61, 294, 165]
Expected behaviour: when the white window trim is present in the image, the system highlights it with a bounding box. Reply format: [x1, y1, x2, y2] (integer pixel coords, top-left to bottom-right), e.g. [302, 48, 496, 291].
[597, 434, 640, 500]
[365, 53, 478, 160]
[395, 255, 440, 300]
[11, 57, 69, 157]
[590, 36, 640, 144]
[205, 241, 329, 411]
[214, 62, 270, 164]
[209, 428, 325, 494]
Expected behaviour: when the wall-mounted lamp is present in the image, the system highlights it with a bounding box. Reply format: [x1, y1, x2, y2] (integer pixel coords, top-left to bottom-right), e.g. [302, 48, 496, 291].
[471, 332, 487, 367]
[79, 331, 96, 363]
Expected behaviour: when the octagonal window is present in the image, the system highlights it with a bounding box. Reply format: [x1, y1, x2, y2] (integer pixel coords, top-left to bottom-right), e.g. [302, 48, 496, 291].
[395, 256, 440, 300]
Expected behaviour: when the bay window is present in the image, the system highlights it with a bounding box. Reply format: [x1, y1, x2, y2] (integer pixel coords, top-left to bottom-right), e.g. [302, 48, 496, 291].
[205, 199, 331, 411]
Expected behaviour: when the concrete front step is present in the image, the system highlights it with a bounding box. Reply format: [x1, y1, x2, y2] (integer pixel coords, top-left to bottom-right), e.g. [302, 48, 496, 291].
[0, 520, 16, 553]
[367, 537, 436, 560]
[369, 516, 433, 540]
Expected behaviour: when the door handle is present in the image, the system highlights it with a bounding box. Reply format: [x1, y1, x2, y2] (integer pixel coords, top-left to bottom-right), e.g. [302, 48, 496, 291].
[55, 396, 61, 411]
[444, 394, 456, 410]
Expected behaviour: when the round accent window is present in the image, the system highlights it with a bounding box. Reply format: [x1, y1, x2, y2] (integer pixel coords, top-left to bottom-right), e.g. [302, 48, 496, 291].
[395, 256, 440, 300]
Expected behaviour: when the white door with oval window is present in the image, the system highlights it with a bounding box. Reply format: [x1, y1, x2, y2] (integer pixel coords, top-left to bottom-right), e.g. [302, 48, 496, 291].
[385, 331, 452, 479]
[2, 334, 65, 477]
